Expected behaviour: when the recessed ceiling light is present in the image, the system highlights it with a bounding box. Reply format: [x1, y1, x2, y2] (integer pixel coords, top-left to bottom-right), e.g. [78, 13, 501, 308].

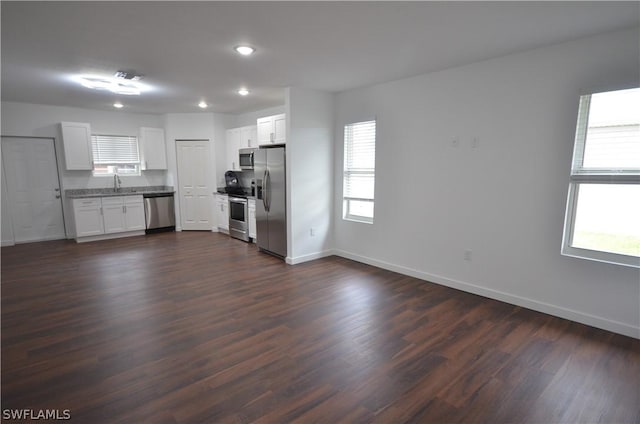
[234, 45, 255, 56]
[113, 102, 123, 109]
[238, 88, 250, 96]
[198, 101, 208, 109]
[72, 74, 151, 96]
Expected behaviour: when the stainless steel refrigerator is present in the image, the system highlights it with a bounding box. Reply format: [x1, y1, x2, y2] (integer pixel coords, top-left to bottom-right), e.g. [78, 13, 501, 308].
[254, 146, 287, 258]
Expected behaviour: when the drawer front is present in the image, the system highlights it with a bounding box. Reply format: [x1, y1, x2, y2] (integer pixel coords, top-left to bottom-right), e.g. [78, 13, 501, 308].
[101, 196, 124, 205]
[124, 194, 143, 205]
[73, 198, 101, 208]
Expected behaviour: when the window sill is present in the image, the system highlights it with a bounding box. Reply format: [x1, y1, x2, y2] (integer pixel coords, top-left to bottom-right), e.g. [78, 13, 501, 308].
[343, 215, 373, 224]
[561, 245, 640, 268]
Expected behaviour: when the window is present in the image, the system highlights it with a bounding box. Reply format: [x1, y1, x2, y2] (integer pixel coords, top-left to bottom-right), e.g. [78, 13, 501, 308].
[562, 87, 640, 267]
[343, 120, 376, 223]
[91, 134, 140, 176]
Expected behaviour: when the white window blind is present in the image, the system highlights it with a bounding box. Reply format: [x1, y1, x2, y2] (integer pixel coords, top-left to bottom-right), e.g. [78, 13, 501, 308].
[343, 120, 376, 223]
[91, 134, 140, 164]
[571, 90, 640, 174]
[562, 87, 640, 267]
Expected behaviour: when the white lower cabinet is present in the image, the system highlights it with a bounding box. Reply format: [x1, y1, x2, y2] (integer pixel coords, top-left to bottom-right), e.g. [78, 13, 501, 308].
[248, 199, 256, 241]
[72, 195, 145, 241]
[102, 197, 127, 233]
[216, 194, 229, 232]
[73, 198, 104, 237]
[124, 197, 146, 231]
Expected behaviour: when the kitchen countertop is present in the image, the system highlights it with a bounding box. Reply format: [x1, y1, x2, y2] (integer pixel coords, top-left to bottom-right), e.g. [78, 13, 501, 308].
[65, 185, 175, 199]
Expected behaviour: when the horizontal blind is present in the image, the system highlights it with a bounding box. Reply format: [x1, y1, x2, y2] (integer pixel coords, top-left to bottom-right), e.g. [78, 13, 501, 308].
[91, 135, 140, 164]
[344, 120, 376, 200]
[582, 125, 640, 169]
[572, 87, 640, 174]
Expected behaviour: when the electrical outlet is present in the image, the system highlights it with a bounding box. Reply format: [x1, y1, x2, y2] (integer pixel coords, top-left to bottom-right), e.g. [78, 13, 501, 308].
[464, 249, 472, 261]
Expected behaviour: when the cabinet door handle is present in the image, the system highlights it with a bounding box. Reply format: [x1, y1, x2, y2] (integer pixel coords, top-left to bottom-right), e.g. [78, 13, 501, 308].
[100, 207, 103, 215]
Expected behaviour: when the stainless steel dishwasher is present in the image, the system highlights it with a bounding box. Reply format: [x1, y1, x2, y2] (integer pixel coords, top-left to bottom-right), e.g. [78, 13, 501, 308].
[143, 193, 175, 233]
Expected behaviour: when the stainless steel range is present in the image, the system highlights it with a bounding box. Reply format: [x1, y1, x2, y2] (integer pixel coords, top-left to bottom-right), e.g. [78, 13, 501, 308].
[223, 170, 251, 242]
[228, 196, 249, 241]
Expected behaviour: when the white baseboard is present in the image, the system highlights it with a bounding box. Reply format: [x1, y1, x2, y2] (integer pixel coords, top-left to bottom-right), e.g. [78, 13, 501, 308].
[1, 240, 15, 247]
[333, 249, 639, 339]
[286, 249, 335, 265]
[75, 230, 146, 243]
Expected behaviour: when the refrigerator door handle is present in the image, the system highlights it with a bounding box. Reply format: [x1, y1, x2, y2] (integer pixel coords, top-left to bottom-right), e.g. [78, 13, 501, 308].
[265, 169, 271, 212]
[262, 170, 269, 212]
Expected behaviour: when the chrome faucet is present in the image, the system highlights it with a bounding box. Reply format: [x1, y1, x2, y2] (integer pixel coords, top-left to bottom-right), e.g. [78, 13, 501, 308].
[114, 174, 122, 192]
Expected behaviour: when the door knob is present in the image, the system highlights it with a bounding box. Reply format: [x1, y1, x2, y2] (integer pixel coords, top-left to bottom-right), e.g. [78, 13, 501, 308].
[55, 195, 61, 199]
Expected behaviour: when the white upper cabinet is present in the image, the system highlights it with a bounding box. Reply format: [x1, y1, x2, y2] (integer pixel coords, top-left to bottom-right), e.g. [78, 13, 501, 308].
[273, 114, 286, 144]
[226, 125, 257, 171]
[239, 125, 257, 149]
[257, 114, 286, 146]
[257, 117, 272, 146]
[139, 127, 167, 170]
[61, 122, 93, 170]
[226, 128, 241, 171]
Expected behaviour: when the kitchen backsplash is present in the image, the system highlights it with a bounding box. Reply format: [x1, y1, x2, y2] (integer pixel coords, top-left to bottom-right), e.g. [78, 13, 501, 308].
[62, 170, 167, 189]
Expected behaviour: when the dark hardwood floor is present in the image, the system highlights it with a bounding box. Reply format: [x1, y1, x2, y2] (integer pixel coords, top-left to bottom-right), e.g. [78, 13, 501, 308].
[2, 232, 638, 423]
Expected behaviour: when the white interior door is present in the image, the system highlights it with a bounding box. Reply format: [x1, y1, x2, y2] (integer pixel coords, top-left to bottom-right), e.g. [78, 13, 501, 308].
[176, 139, 212, 231]
[1, 137, 65, 243]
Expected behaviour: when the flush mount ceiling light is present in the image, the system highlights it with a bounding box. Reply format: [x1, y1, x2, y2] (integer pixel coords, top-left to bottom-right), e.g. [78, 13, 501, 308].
[237, 88, 250, 96]
[234, 45, 255, 56]
[198, 101, 208, 109]
[72, 72, 151, 96]
[113, 102, 123, 109]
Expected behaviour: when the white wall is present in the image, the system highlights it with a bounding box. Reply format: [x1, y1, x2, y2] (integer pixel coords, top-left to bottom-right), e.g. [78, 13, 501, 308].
[163, 112, 234, 230]
[1, 101, 167, 238]
[286, 87, 334, 263]
[332, 27, 640, 338]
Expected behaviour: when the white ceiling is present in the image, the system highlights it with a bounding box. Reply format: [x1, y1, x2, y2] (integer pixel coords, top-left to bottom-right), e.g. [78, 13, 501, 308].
[2, 2, 638, 115]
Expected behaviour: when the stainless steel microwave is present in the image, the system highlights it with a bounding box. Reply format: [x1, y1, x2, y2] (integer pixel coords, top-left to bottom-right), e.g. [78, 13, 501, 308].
[239, 148, 255, 170]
